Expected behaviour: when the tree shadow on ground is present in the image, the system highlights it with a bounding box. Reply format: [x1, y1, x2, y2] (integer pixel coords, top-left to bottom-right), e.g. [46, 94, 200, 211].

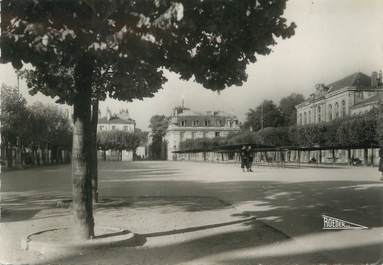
[95, 196, 231, 212]
[33, 218, 291, 265]
[33, 217, 383, 265]
[100, 179, 383, 237]
[0, 193, 71, 223]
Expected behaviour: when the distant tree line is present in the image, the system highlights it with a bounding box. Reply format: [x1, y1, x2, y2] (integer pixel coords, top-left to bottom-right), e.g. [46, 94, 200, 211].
[97, 129, 147, 160]
[180, 107, 381, 151]
[1, 84, 72, 167]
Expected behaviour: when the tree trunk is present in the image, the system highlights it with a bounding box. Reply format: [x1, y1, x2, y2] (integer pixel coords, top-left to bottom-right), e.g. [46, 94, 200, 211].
[364, 148, 368, 166]
[72, 56, 94, 240]
[90, 99, 99, 203]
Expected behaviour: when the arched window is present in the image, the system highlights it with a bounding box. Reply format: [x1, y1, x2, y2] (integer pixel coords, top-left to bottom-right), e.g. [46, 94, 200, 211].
[328, 104, 332, 121]
[304, 112, 307, 125]
[342, 100, 346, 117]
[318, 106, 321, 122]
[335, 102, 339, 118]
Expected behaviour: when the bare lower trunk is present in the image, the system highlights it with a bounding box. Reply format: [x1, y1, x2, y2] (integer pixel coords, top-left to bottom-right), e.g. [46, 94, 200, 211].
[72, 56, 94, 240]
[90, 100, 99, 204]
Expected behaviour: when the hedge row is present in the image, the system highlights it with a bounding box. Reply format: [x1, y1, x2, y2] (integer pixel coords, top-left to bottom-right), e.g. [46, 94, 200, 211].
[179, 110, 380, 150]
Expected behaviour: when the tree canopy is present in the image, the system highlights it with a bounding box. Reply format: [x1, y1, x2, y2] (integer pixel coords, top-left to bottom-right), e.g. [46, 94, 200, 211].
[2, 0, 296, 102]
[279, 93, 304, 126]
[0, 84, 72, 148]
[243, 99, 284, 131]
[148, 114, 169, 159]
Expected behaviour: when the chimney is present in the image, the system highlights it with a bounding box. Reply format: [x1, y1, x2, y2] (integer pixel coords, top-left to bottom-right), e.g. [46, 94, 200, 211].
[371, 71, 378, 87]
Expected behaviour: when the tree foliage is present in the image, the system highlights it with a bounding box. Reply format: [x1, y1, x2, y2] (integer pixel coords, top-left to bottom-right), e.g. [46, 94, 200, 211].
[279, 93, 304, 126]
[243, 99, 284, 131]
[2, 0, 296, 99]
[179, 137, 227, 151]
[1, 84, 72, 148]
[0, 84, 29, 145]
[149, 115, 169, 137]
[97, 130, 143, 151]
[148, 114, 169, 159]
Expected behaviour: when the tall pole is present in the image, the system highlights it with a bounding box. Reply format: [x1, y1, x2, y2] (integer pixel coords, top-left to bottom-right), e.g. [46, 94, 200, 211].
[17, 72, 19, 95]
[261, 102, 264, 130]
[0, 84, 2, 174]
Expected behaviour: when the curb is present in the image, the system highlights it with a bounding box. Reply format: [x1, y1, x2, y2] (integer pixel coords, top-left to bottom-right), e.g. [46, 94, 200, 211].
[22, 226, 138, 254]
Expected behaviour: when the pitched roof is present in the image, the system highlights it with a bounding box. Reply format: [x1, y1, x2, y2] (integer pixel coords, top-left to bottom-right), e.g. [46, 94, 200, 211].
[177, 110, 236, 118]
[328, 72, 371, 93]
[98, 116, 135, 124]
[351, 93, 383, 109]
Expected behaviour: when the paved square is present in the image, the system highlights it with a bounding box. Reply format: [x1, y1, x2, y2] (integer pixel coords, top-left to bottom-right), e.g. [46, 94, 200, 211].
[1, 161, 382, 264]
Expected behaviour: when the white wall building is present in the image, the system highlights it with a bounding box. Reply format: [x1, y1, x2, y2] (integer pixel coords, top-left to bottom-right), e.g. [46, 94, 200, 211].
[98, 108, 135, 132]
[165, 106, 241, 160]
[97, 108, 136, 161]
[296, 71, 383, 125]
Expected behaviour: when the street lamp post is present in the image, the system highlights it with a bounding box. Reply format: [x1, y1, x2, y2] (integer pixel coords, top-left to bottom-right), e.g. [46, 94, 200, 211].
[261, 102, 264, 130]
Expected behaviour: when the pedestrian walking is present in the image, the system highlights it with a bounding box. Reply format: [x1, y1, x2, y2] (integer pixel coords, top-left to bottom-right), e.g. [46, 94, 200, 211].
[246, 145, 254, 172]
[240, 145, 248, 172]
[379, 147, 383, 181]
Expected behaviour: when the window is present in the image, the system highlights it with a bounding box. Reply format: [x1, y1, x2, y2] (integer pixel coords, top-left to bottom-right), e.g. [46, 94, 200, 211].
[318, 106, 321, 122]
[124, 126, 129, 131]
[181, 120, 186, 127]
[308, 111, 311, 124]
[299, 113, 302, 125]
[99, 126, 104, 131]
[215, 132, 220, 137]
[328, 104, 332, 121]
[193, 120, 200, 127]
[204, 120, 210, 126]
[335, 102, 339, 118]
[342, 100, 346, 117]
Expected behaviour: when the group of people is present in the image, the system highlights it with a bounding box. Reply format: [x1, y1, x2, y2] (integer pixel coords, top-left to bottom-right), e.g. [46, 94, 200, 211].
[240, 145, 254, 172]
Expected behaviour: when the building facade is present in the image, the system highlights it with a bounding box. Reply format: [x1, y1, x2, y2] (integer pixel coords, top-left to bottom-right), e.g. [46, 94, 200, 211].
[97, 108, 136, 161]
[296, 71, 383, 125]
[98, 108, 135, 132]
[165, 106, 241, 160]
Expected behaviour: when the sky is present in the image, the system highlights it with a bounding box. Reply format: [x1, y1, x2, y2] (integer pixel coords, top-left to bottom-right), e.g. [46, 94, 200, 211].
[1, 0, 383, 131]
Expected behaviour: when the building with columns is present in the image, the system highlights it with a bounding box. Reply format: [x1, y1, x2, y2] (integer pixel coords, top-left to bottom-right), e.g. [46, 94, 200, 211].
[165, 105, 241, 160]
[296, 71, 383, 126]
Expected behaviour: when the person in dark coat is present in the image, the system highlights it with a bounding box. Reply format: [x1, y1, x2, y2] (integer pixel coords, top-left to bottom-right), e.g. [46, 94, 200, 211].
[379, 147, 383, 181]
[240, 145, 247, 172]
[246, 145, 254, 172]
